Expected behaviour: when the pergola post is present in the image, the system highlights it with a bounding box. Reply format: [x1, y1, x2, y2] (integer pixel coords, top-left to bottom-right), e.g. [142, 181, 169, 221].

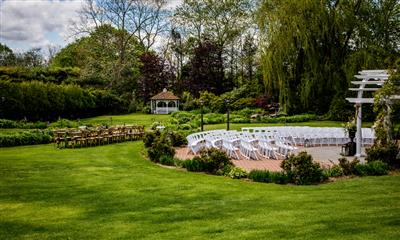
[346, 70, 390, 159]
[355, 103, 363, 159]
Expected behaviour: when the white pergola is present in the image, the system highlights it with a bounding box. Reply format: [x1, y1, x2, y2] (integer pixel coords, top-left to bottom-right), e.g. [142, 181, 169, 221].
[346, 70, 390, 158]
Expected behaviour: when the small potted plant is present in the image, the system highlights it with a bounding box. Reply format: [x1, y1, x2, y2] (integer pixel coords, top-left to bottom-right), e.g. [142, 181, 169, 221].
[343, 118, 357, 141]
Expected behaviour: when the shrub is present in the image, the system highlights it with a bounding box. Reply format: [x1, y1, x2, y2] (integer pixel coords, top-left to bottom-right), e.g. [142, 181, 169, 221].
[230, 97, 256, 110]
[366, 143, 399, 169]
[281, 152, 325, 185]
[173, 158, 185, 168]
[147, 139, 175, 163]
[230, 115, 250, 123]
[49, 119, 79, 129]
[0, 130, 52, 147]
[183, 148, 232, 174]
[143, 131, 160, 148]
[150, 122, 162, 130]
[0, 80, 123, 121]
[260, 114, 318, 124]
[203, 113, 225, 124]
[324, 165, 344, 178]
[354, 163, 369, 176]
[354, 161, 389, 176]
[171, 111, 196, 124]
[227, 167, 247, 179]
[248, 170, 290, 184]
[183, 157, 203, 172]
[165, 131, 187, 147]
[338, 157, 360, 175]
[365, 161, 388, 176]
[159, 155, 175, 166]
[0, 119, 48, 129]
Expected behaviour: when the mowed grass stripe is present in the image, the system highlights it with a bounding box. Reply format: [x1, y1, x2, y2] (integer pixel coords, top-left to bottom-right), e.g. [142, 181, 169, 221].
[0, 142, 399, 239]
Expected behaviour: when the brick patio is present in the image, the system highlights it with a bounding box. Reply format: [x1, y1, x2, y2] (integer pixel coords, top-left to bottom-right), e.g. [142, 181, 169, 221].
[175, 146, 366, 172]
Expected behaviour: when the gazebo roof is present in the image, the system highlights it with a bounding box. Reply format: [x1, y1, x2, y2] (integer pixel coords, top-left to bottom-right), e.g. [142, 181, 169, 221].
[151, 88, 180, 100]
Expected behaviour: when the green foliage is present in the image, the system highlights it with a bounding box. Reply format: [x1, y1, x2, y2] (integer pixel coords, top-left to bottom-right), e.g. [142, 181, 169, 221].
[232, 108, 263, 118]
[147, 139, 175, 163]
[366, 143, 400, 169]
[0, 130, 52, 147]
[180, 91, 197, 111]
[281, 152, 325, 185]
[183, 148, 232, 175]
[324, 165, 344, 178]
[230, 115, 250, 123]
[258, 0, 400, 115]
[327, 96, 354, 121]
[260, 114, 318, 123]
[143, 131, 160, 148]
[163, 130, 188, 147]
[248, 170, 290, 184]
[0, 80, 124, 121]
[0, 119, 47, 129]
[159, 155, 176, 166]
[183, 157, 204, 172]
[226, 167, 248, 179]
[354, 161, 388, 176]
[171, 111, 196, 124]
[0, 66, 81, 84]
[49, 119, 79, 129]
[338, 157, 360, 176]
[144, 130, 185, 163]
[203, 113, 225, 124]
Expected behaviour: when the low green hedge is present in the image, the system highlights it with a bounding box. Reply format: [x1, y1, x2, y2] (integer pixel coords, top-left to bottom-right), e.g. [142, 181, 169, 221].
[0, 130, 52, 147]
[0, 119, 48, 129]
[260, 114, 318, 123]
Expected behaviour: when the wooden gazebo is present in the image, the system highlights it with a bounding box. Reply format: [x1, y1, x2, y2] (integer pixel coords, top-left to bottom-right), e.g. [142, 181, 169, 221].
[150, 88, 180, 114]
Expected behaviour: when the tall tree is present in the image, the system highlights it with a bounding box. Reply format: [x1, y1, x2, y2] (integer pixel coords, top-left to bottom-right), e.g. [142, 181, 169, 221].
[174, 0, 257, 93]
[0, 43, 16, 66]
[183, 40, 224, 96]
[74, 0, 169, 53]
[137, 52, 174, 102]
[257, 0, 400, 114]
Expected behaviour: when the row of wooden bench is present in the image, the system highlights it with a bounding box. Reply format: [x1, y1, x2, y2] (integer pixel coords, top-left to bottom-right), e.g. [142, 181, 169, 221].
[53, 125, 145, 148]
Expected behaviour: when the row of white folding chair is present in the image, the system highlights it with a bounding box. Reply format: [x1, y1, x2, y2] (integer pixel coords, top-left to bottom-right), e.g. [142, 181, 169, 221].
[186, 132, 207, 154]
[243, 127, 375, 147]
[257, 138, 278, 159]
[239, 139, 259, 160]
[222, 139, 240, 159]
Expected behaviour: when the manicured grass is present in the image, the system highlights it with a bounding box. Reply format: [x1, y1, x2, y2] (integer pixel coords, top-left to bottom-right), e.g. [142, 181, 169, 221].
[82, 113, 374, 131]
[81, 113, 171, 129]
[204, 121, 374, 131]
[1, 142, 399, 239]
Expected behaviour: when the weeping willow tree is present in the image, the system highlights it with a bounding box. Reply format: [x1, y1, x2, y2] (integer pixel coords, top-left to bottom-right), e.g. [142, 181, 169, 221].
[257, 0, 400, 114]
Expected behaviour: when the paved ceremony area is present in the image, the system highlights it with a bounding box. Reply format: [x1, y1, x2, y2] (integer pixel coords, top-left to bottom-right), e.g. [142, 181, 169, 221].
[175, 146, 366, 172]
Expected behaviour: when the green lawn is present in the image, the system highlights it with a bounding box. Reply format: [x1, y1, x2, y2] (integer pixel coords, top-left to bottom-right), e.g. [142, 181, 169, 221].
[204, 121, 373, 131]
[81, 113, 171, 129]
[1, 142, 399, 239]
[81, 113, 374, 131]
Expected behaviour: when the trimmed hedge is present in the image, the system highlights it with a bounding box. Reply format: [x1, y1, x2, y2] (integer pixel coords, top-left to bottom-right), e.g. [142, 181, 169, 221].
[0, 130, 52, 147]
[0, 119, 47, 129]
[0, 80, 125, 121]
